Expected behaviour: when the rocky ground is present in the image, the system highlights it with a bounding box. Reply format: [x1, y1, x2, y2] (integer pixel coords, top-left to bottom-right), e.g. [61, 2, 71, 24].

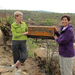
[0, 44, 47, 75]
[0, 31, 47, 75]
[0, 30, 75, 75]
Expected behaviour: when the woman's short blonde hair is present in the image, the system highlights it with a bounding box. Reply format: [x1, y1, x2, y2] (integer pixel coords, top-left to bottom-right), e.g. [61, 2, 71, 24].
[14, 11, 23, 17]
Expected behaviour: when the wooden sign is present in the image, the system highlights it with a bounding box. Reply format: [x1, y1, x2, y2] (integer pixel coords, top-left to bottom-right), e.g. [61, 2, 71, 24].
[27, 26, 55, 39]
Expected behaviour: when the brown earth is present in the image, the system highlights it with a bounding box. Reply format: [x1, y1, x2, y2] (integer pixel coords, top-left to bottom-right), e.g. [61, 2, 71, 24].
[0, 31, 47, 75]
[0, 30, 75, 75]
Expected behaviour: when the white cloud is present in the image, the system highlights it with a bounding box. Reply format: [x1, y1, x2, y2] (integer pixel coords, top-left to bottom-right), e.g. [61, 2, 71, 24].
[0, 0, 75, 13]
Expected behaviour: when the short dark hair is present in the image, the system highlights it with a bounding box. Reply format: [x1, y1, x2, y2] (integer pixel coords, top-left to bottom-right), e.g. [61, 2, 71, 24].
[61, 14, 71, 21]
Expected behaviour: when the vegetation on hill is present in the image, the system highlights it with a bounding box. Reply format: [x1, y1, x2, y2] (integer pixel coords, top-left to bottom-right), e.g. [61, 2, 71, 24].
[0, 10, 75, 43]
[0, 10, 75, 75]
[0, 10, 75, 26]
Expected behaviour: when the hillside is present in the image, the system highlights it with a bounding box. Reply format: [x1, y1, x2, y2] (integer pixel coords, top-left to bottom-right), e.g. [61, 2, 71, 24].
[0, 10, 75, 29]
[0, 10, 75, 75]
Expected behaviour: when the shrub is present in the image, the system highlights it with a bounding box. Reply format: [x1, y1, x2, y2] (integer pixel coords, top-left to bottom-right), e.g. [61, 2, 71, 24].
[0, 19, 2, 23]
[1, 24, 7, 30]
[44, 18, 54, 26]
[36, 18, 39, 23]
[26, 38, 38, 58]
[27, 49, 34, 58]
[25, 17, 28, 20]
[51, 43, 57, 46]
[3, 15, 14, 25]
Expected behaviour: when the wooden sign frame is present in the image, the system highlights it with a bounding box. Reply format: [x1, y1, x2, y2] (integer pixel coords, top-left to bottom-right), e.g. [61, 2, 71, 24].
[27, 26, 55, 39]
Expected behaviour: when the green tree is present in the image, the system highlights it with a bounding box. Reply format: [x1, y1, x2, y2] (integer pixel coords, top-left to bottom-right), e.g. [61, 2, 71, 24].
[25, 17, 28, 20]
[44, 18, 54, 26]
[36, 18, 39, 23]
[3, 15, 14, 25]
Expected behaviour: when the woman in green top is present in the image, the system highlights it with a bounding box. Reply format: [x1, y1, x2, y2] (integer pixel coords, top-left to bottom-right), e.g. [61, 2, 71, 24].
[11, 11, 28, 70]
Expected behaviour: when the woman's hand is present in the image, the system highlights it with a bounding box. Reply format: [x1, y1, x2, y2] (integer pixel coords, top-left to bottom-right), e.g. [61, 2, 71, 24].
[22, 32, 28, 35]
[52, 26, 57, 32]
[54, 36, 57, 40]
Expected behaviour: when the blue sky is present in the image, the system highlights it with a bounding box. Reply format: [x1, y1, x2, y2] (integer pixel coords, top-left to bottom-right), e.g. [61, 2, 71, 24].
[0, 0, 75, 13]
